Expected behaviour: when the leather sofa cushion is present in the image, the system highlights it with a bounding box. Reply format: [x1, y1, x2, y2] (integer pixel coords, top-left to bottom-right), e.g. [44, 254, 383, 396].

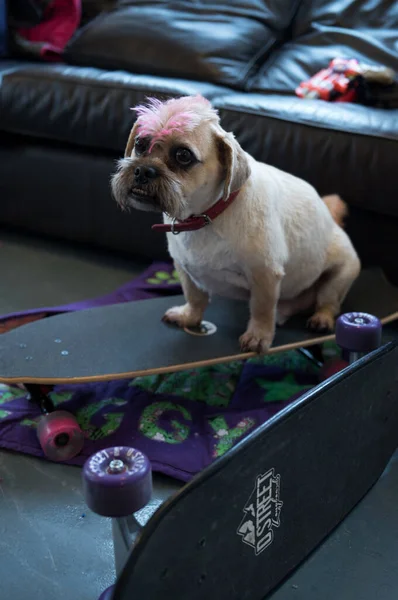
[0, 62, 232, 153]
[65, 1, 300, 89]
[251, 0, 398, 93]
[0, 60, 22, 78]
[81, 0, 117, 26]
[216, 93, 398, 218]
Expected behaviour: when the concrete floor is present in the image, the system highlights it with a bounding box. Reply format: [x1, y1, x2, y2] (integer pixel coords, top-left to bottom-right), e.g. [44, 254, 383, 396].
[0, 229, 397, 600]
[0, 229, 147, 313]
[0, 229, 181, 600]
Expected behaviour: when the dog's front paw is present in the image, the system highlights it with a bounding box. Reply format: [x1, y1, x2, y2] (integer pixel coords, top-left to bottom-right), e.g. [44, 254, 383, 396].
[239, 328, 273, 354]
[162, 304, 202, 329]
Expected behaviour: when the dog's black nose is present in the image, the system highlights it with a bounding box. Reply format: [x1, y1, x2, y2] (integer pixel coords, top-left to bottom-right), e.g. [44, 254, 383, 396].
[134, 166, 158, 184]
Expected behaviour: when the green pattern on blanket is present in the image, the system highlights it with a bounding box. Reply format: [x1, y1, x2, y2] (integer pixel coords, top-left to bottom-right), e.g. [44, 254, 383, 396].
[131, 350, 321, 405]
[131, 362, 244, 406]
[147, 270, 180, 286]
[256, 373, 313, 403]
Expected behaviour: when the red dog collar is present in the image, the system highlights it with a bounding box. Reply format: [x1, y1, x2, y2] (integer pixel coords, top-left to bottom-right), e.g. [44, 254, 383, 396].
[151, 189, 240, 234]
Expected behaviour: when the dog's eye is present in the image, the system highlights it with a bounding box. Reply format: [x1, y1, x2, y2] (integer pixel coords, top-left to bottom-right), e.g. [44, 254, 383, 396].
[134, 136, 149, 155]
[175, 148, 193, 166]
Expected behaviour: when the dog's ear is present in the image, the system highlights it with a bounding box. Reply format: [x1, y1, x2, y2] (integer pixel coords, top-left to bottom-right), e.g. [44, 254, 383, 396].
[124, 121, 140, 158]
[217, 131, 251, 200]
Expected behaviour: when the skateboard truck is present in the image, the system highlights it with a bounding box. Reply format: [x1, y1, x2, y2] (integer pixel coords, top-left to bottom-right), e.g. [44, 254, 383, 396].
[25, 383, 54, 414]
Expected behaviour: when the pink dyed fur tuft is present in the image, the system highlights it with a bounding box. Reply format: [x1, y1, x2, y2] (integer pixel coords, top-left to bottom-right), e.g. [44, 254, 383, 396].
[132, 95, 219, 151]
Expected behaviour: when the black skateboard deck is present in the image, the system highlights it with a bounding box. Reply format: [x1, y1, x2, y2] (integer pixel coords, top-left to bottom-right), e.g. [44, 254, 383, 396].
[266, 449, 398, 600]
[0, 267, 397, 384]
[111, 340, 398, 600]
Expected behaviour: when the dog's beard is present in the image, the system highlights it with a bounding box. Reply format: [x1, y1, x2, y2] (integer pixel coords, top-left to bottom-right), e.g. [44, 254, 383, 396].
[111, 158, 185, 217]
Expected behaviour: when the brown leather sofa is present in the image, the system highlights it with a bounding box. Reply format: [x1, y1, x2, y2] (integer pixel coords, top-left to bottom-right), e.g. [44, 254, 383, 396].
[0, 0, 397, 279]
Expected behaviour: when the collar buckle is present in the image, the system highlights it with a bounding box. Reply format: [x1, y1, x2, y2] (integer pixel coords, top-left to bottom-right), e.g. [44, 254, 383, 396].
[197, 213, 212, 226]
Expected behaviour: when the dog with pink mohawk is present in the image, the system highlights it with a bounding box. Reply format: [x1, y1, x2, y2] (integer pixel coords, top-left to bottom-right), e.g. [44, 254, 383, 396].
[112, 95, 360, 353]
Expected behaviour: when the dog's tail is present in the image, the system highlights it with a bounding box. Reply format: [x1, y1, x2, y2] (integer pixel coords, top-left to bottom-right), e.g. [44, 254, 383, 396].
[322, 194, 348, 229]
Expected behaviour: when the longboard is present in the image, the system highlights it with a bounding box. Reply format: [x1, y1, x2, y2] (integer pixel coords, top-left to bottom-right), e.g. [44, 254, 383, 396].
[111, 340, 398, 600]
[0, 267, 397, 385]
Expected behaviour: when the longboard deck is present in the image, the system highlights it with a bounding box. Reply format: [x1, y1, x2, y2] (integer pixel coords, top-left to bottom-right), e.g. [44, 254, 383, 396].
[0, 267, 397, 384]
[113, 341, 398, 600]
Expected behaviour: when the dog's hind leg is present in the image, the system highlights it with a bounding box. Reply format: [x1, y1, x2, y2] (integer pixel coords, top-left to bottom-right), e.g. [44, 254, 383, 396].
[277, 286, 317, 325]
[307, 228, 361, 332]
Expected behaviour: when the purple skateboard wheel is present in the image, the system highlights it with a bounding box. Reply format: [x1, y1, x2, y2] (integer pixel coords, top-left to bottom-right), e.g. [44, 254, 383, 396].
[98, 585, 114, 600]
[335, 312, 382, 353]
[83, 447, 152, 517]
[37, 411, 84, 462]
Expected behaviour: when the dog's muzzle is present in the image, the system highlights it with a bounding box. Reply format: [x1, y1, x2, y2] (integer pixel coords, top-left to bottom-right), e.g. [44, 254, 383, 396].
[128, 164, 158, 200]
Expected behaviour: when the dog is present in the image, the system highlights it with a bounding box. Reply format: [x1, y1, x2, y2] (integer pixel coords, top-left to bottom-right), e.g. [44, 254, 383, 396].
[111, 95, 361, 353]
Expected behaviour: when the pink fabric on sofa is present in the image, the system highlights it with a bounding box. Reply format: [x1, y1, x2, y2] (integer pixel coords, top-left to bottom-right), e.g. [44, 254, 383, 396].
[17, 0, 81, 61]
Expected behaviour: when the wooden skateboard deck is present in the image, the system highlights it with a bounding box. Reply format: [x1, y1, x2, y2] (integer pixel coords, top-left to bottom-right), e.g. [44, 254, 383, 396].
[0, 267, 397, 385]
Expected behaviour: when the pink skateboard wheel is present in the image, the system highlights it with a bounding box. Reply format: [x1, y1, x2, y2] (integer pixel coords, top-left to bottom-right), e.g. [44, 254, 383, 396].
[37, 410, 84, 462]
[83, 447, 152, 517]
